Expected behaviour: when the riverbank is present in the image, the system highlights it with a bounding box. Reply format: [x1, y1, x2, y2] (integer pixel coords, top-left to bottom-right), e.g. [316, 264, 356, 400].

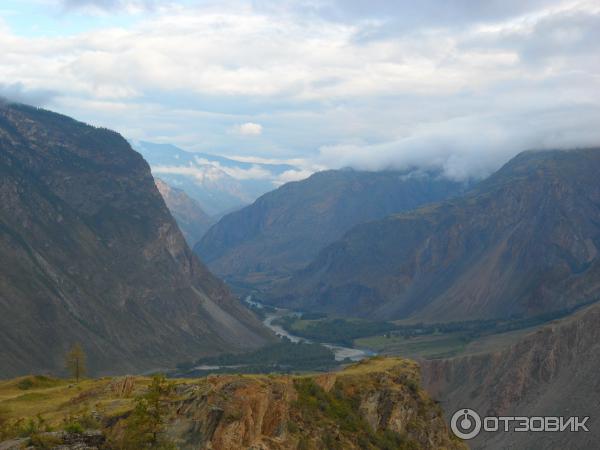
[245, 296, 376, 362]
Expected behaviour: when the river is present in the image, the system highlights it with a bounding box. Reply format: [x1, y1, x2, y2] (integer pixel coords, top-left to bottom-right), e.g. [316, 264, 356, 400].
[247, 296, 375, 362]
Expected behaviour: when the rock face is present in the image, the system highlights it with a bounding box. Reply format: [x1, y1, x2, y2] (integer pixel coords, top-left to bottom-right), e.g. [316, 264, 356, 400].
[421, 302, 600, 449]
[195, 169, 465, 290]
[164, 358, 465, 449]
[0, 358, 465, 450]
[155, 178, 214, 246]
[0, 103, 271, 378]
[271, 149, 600, 321]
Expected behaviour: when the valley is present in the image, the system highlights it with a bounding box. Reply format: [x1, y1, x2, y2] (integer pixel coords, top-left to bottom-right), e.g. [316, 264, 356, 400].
[265, 302, 584, 363]
[2, 1, 598, 448]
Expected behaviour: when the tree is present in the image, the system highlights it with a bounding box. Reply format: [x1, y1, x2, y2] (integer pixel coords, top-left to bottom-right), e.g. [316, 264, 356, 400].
[65, 344, 87, 383]
[119, 374, 176, 449]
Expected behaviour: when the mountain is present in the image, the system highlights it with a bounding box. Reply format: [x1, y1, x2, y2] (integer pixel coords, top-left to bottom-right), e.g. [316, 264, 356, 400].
[195, 169, 466, 290]
[134, 141, 299, 216]
[154, 178, 213, 246]
[0, 103, 272, 378]
[422, 301, 600, 449]
[0, 357, 466, 450]
[271, 149, 600, 321]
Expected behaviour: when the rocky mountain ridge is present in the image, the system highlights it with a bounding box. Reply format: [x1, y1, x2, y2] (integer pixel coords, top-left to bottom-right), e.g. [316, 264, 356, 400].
[0, 103, 271, 378]
[270, 149, 600, 321]
[196, 169, 466, 291]
[155, 178, 214, 246]
[422, 300, 600, 449]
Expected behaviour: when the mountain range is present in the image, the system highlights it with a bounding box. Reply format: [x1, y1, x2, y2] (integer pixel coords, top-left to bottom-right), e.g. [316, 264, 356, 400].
[134, 141, 299, 217]
[195, 169, 467, 291]
[0, 103, 271, 378]
[268, 149, 600, 322]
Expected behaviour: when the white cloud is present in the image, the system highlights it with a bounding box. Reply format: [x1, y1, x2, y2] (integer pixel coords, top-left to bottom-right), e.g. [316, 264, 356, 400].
[194, 157, 273, 180]
[151, 164, 229, 183]
[232, 122, 263, 136]
[317, 104, 600, 180]
[275, 168, 315, 185]
[1, 0, 599, 179]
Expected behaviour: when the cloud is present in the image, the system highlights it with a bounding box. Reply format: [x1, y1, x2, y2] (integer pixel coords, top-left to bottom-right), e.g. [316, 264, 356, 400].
[151, 164, 231, 184]
[193, 157, 273, 180]
[0, 82, 57, 106]
[232, 122, 263, 136]
[275, 168, 315, 185]
[1, 0, 598, 180]
[317, 104, 600, 180]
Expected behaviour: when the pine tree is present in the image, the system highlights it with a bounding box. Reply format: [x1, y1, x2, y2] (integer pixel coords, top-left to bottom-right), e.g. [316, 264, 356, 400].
[65, 344, 87, 383]
[120, 374, 176, 449]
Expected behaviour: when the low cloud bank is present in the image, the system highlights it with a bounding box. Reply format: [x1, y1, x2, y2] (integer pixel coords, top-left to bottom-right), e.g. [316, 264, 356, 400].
[318, 105, 600, 180]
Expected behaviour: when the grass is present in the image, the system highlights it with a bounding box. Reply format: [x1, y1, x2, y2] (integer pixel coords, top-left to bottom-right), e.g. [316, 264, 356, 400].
[0, 376, 138, 431]
[355, 324, 546, 360]
[355, 333, 470, 359]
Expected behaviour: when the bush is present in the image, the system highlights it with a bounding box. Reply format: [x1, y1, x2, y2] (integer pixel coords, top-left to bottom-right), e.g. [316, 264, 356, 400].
[63, 417, 84, 434]
[29, 433, 63, 449]
[17, 378, 34, 390]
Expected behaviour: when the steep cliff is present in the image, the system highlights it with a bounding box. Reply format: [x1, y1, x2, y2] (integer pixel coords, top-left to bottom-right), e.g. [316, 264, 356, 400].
[272, 149, 600, 321]
[0, 103, 271, 378]
[422, 302, 600, 449]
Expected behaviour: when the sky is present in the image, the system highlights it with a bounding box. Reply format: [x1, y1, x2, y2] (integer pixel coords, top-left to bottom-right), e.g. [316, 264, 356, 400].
[1, 0, 600, 181]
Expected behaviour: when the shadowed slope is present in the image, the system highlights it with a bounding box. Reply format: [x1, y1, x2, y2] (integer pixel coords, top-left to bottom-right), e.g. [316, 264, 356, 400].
[0, 103, 271, 378]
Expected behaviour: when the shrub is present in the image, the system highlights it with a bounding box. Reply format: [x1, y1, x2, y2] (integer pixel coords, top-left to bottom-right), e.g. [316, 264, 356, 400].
[17, 378, 34, 390]
[62, 417, 84, 434]
[29, 433, 63, 449]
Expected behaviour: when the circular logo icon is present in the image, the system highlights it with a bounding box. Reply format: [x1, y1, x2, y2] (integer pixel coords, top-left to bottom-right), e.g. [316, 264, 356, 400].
[451, 408, 482, 440]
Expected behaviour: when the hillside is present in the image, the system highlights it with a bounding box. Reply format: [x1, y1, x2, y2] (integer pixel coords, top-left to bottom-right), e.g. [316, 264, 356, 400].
[195, 169, 465, 290]
[422, 301, 600, 449]
[270, 149, 600, 321]
[0, 358, 465, 450]
[0, 103, 271, 378]
[155, 178, 214, 246]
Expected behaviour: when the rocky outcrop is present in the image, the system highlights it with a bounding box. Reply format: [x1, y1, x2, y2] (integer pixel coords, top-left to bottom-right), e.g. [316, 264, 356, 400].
[422, 302, 600, 449]
[272, 149, 600, 321]
[162, 358, 465, 449]
[0, 103, 272, 378]
[195, 169, 465, 291]
[0, 358, 465, 450]
[155, 178, 214, 246]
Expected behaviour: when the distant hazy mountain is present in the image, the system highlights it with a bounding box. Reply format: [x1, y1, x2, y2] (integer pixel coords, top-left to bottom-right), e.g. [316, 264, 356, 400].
[272, 149, 600, 321]
[0, 103, 271, 378]
[195, 169, 466, 290]
[134, 141, 298, 216]
[155, 178, 214, 246]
